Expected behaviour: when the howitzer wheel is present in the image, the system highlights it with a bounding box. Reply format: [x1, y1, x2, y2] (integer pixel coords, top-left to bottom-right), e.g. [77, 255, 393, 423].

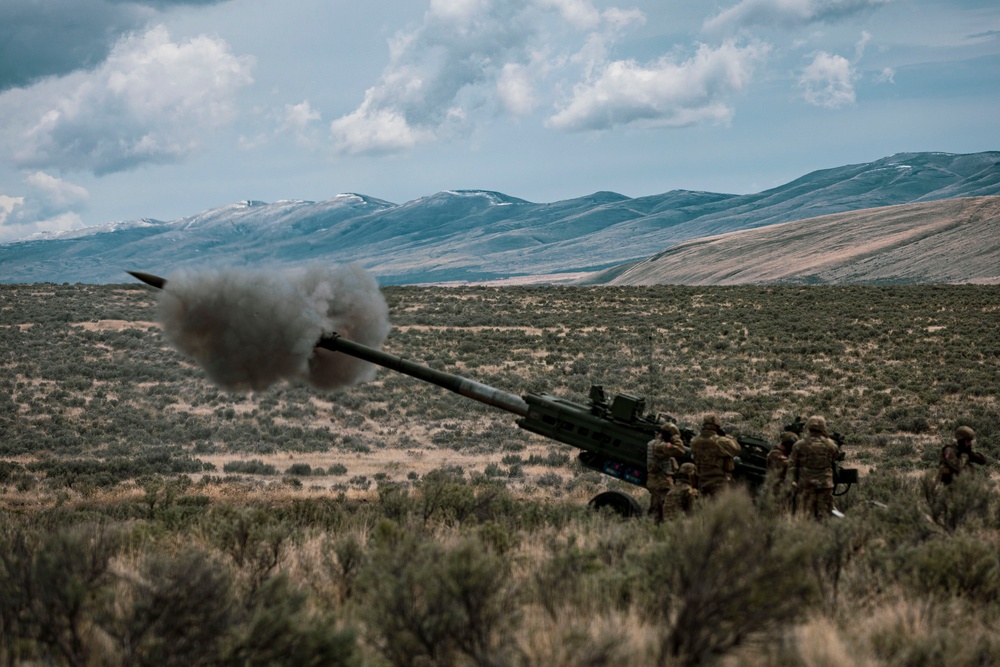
[588, 491, 642, 518]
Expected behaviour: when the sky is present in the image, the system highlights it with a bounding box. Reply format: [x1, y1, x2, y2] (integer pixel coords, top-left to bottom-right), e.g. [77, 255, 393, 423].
[1, 0, 998, 243]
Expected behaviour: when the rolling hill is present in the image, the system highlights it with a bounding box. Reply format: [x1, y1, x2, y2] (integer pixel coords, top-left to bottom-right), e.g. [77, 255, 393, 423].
[588, 196, 1000, 286]
[1, 151, 998, 285]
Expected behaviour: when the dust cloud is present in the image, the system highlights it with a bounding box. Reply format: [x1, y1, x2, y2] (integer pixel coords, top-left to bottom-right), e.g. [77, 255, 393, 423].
[157, 264, 390, 392]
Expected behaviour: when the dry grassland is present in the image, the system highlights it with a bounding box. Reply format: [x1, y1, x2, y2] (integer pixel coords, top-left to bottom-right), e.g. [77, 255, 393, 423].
[3, 282, 1000, 498]
[2, 282, 1000, 667]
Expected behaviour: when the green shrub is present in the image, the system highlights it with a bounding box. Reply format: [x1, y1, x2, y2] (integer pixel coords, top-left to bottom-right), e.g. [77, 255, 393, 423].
[527, 451, 571, 467]
[0, 522, 120, 667]
[331, 535, 366, 604]
[99, 546, 236, 666]
[222, 573, 358, 667]
[349, 475, 371, 490]
[536, 472, 563, 489]
[920, 471, 995, 533]
[483, 462, 505, 478]
[358, 522, 520, 667]
[901, 535, 1000, 602]
[531, 533, 607, 620]
[418, 468, 476, 525]
[377, 484, 410, 523]
[204, 506, 291, 603]
[0, 461, 24, 484]
[639, 490, 818, 666]
[866, 600, 1000, 667]
[223, 460, 278, 475]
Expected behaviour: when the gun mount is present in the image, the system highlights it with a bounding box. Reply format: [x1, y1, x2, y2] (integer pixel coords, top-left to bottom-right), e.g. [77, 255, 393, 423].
[130, 271, 858, 517]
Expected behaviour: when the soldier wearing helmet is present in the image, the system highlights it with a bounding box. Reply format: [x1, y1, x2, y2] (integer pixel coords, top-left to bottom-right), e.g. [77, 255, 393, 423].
[690, 413, 741, 497]
[646, 422, 686, 523]
[789, 415, 841, 519]
[768, 431, 797, 477]
[664, 462, 700, 519]
[939, 425, 986, 485]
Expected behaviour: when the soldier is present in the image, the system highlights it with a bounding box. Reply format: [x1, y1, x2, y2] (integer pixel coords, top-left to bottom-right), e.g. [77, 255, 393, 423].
[939, 425, 987, 485]
[646, 422, 686, 523]
[789, 415, 841, 520]
[690, 414, 741, 497]
[766, 431, 797, 510]
[664, 462, 700, 519]
[768, 432, 797, 473]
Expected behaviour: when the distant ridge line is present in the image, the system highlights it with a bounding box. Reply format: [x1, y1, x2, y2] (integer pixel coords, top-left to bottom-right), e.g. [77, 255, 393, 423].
[1, 151, 998, 285]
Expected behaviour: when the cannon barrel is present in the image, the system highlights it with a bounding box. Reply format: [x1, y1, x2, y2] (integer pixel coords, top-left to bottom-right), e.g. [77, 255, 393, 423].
[126, 271, 166, 289]
[315, 333, 528, 417]
[315, 333, 676, 488]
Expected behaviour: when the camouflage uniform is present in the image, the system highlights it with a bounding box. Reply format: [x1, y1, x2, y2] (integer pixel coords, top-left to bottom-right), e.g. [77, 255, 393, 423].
[647, 423, 686, 523]
[664, 462, 699, 519]
[765, 432, 797, 510]
[789, 416, 841, 520]
[939, 425, 987, 485]
[690, 414, 741, 497]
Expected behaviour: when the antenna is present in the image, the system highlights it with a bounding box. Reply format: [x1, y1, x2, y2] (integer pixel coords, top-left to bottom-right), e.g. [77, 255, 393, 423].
[646, 327, 657, 414]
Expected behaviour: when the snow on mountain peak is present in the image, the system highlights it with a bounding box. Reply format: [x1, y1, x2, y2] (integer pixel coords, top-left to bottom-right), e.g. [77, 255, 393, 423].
[439, 190, 528, 206]
[8, 219, 161, 244]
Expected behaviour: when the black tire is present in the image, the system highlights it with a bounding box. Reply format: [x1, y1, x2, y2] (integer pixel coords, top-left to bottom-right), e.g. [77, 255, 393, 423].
[588, 490, 643, 518]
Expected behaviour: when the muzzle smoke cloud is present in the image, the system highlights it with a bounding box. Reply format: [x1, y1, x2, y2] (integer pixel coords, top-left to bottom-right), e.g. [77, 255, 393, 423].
[157, 263, 390, 392]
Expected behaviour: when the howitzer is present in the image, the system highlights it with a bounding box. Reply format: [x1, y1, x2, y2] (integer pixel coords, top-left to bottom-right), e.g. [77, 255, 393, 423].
[129, 271, 858, 516]
[318, 333, 783, 516]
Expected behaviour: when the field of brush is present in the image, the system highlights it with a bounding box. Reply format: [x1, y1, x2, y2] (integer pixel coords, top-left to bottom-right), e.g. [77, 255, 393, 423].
[1, 282, 999, 666]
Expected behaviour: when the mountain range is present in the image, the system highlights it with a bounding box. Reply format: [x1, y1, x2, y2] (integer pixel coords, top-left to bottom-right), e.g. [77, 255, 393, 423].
[1, 151, 998, 286]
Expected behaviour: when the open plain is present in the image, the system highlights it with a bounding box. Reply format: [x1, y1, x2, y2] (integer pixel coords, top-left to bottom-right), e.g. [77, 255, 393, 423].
[2, 282, 999, 666]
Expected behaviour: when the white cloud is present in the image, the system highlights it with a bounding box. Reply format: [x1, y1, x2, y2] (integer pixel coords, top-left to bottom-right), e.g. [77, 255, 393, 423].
[547, 41, 768, 131]
[0, 171, 89, 242]
[328, 0, 648, 155]
[603, 6, 646, 31]
[279, 100, 322, 146]
[330, 0, 540, 154]
[330, 103, 433, 155]
[704, 0, 892, 36]
[855, 30, 872, 60]
[429, 0, 490, 23]
[3, 26, 254, 175]
[238, 132, 269, 150]
[0, 196, 23, 227]
[284, 101, 321, 130]
[799, 51, 856, 107]
[536, 0, 602, 29]
[875, 66, 895, 83]
[497, 63, 539, 115]
[569, 7, 646, 80]
[24, 171, 89, 209]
